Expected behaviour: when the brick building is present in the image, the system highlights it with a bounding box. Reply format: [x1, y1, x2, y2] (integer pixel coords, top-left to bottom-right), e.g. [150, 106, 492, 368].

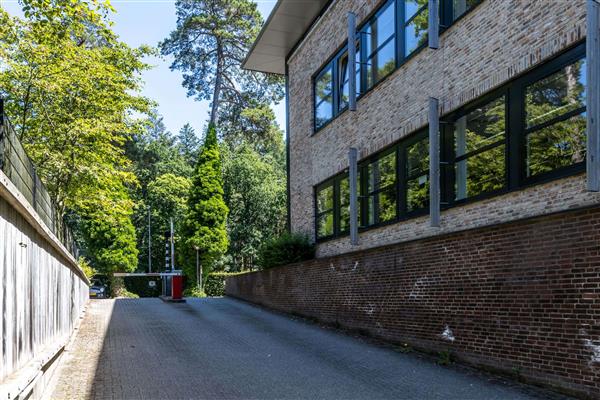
[232, 0, 600, 397]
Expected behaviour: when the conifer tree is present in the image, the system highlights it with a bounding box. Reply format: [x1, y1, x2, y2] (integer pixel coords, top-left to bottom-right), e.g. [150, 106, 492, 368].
[182, 123, 228, 282]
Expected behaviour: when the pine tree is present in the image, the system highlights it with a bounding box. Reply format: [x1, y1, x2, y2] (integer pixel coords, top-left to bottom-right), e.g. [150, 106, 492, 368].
[176, 123, 200, 167]
[159, 0, 283, 125]
[182, 123, 228, 282]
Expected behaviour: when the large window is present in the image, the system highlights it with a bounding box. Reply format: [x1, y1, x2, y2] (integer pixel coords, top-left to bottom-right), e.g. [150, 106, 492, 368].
[338, 45, 361, 111]
[361, 150, 397, 227]
[404, 0, 429, 57]
[450, 95, 507, 201]
[404, 133, 429, 213]
[314, 65, 334, 130]
[314, 44, 586, 242]
[315, 181, 334, 239]
[315, 174, 350, 240]
[313, 0, 482, 132]
[363, 0, 397, 89]
[449, 0, 480, 22]
[524, 58, 587, 179]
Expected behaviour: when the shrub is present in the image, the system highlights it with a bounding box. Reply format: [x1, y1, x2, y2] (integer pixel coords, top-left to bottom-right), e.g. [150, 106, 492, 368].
[205, 272, 245, 296]
[78, 257, 96, 279]
[183, 286, 206, 298]
[258, 232, 315, 270]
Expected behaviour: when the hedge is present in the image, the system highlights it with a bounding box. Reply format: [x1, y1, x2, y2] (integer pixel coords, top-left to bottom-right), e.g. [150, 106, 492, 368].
[204, 272, 246, 297]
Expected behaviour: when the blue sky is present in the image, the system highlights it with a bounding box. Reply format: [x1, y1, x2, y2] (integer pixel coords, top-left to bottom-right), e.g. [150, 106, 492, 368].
[1, 0, 284, 137]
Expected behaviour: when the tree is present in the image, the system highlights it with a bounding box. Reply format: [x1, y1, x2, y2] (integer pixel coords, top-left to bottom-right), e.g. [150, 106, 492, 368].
[219, 102, 285, 160]
[126, 112, 193, 190]
[176, 123, 200, 167]
[77, 177, 139, 274]
[126, 112, 193, 271]
[182, 124, 228, 283]
[0, 1, 152, 274]
[159, 0, 283, 125]
[222, 144, 286, 270]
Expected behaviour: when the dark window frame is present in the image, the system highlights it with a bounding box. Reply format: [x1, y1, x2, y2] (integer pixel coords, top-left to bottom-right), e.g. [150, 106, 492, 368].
[441, 91, 510, 205]
[314, 172, 350, 240]
[314, 42, 586, 243]
[313, 63, 336, 132]
[312, 0, 483, 134]
[359, 146, 398, 228]
[513, 46, 587, 186]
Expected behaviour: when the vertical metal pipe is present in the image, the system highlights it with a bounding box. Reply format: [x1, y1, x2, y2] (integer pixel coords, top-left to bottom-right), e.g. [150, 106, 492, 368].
[348, 12, 357, 111]
[587, 0, 600, 191]
[349, 147, 359, 245]
[148, 207, 152, 273]
[170, 218, 175, 271]
[429, 97, 440, 227]
[428, 0, 439, 49]
[196, 248, 200, 290]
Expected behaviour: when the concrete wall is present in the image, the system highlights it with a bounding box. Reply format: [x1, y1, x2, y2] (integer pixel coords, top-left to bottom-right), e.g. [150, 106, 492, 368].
[0, 170, 89, 399]
[286, 0, 593, 256]
[227, 205, 600, 399]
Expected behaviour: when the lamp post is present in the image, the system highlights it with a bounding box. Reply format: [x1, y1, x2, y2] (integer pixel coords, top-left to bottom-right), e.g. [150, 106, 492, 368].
[194, 245, 202, 291]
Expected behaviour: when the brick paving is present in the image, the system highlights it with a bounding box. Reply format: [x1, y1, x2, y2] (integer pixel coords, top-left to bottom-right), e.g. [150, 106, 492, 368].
[47, 298, 568, 400]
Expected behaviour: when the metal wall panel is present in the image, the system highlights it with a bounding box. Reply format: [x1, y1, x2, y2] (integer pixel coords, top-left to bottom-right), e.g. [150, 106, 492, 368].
[0, 195, 88, 384]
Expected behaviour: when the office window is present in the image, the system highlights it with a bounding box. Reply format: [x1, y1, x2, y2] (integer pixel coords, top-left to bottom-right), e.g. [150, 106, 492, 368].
[364, 0, 396, 89]
[362, 150, 397, 226]
[315, 65, 334, 130]
[453, 96, 506, 201]
[524, 58, 587, 178]
[404, 0, 428, 57]
[338, 176, 351, 233]
[338, 46, 361, 111]
[405, 133, 429, 212]
[316, 182, 334, 238]
[451, 0, 480, 22]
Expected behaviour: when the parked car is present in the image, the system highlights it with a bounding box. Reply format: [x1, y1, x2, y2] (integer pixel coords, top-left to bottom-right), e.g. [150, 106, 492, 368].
[89, 276, 109, 299]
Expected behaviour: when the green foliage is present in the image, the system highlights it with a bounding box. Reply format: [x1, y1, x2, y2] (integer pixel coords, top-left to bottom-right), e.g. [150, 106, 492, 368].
[182, 124, 228, 281]
[203, 272, 244, 296]
[220, 104, 286, 160]
[111, 277, 139, 298]
[183, 286, 206, 298]
[0, 1, 152, 274]
[77, 176, 138, 273]
[437, 350, 453, 366]
[222, 143, 286, 271]
[160, 0, 283, 124]
[176, 123, 201, 168]
[258, 233, 315, 270]
[125, 114, 196, 271]
[78, 257, 97, 279]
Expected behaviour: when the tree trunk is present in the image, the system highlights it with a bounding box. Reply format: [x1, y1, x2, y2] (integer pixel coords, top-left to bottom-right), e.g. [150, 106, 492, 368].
[210, 42, 224, 126]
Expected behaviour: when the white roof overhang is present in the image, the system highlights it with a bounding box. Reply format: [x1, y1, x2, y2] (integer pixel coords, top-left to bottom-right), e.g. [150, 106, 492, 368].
[243, 0, 330, 75]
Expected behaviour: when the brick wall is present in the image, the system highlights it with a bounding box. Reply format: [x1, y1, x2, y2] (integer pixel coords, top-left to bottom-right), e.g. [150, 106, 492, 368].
[226, 206, 600, 399]
[287, 0, 591, 256]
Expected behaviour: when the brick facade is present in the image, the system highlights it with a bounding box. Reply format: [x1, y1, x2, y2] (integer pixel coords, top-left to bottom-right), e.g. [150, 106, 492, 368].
[287, 0, 594, 256]
[227, 206, 600, 399]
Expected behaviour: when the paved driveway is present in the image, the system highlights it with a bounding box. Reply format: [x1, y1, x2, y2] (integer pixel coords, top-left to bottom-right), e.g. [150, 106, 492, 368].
[48, 298, 564, 400]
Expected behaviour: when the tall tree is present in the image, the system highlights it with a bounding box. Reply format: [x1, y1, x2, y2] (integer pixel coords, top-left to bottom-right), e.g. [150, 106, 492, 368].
[182, 124, 228, 282]
[0, 1, 152, 273]
[176, 123, 200, 167]
[159, 0, 283, 125]
[126, 112, 193, 271]
[222, 143, 286, 271]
